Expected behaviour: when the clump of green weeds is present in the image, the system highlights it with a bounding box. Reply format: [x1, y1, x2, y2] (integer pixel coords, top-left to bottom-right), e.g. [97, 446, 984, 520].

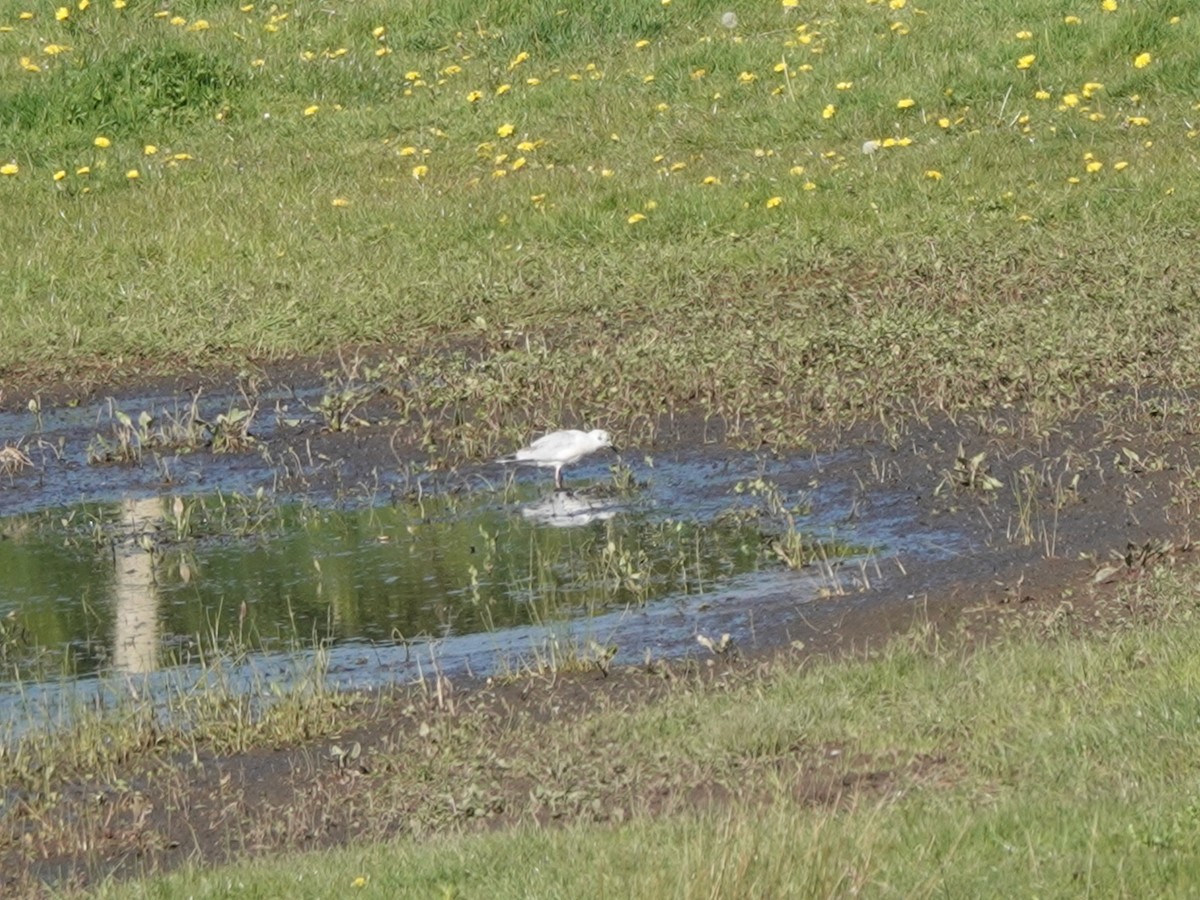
[204, 404, 257, 453]
[87, 395, 258, 464]
[302, 353, 397, 432]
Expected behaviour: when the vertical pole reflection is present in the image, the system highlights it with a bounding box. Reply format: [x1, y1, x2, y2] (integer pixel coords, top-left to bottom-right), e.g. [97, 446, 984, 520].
[111, 497, 162, 674]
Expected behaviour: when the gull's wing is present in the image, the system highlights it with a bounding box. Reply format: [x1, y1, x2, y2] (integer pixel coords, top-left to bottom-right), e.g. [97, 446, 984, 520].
[521, 429, 584, 459]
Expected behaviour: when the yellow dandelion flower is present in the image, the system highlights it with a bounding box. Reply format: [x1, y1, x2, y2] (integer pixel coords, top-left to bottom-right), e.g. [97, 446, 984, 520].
[77, 0, 88, 9]
[643, 75, 655, 84]
[76, 165, 90, 175]
[172, 152, 192, 161]
[737, 71, 757, 84]
[496, 123, 514, 137]
[1126, 116, 1150, 126]
[331, 197, 349, 207]
[634, 39, 650, 49]
[889, 0, 906, 8]
[491, 169, 507, 178]
[1081, 82, 1104, 97]
[691, 68, 707, 80]
[1061, 93, 1080, 107]
[789, 165, 805, 175]
[644, 200, 657, 211]
[55, 6, 69, 20]
[509, 50, 530, 68]
[1016, 55, 1036, 70]
[18, 11, 34, 18]
[404, 70, 420, 81]
[411, 164, 428, 179]
[531, 193, 546, 204]
[188, 19, 209, 31]
[1067, 176, 1080, 184]
[765, 196, 782, 208]
[702, 175, 720, 185]
[669, 161, 687, 172]
[0, 163, 18, 176]
[351, 876, 368, 888]
[782, 0, 798, 7]
[496, 84, 511, 95]
[1034, 90, 1051, 101]
[372, 25, 385, 38]
[836, 81, 853, 90]
[43, 43, 70, 55]
[1133, 52, 1151, 69]
[924, 170, 943, 180]
[600, 168, 614, 178]
[303, 105, 319, 116]
[126, 168, 139, 179]
[376, 47, 392, 57]
[169, 15, 186, 26]
[1114, 160, 1129, 171]
[627, 212, 646, 224]
[1101, 0, 1116, 10]
[20, 57, 41, 72]
[510, 157, 526, 171]
[466, 90, 482, 103]
[143, 144, 158, 156]
[1016, 30, 1032, 39]
[897, 97, 915, 109]
[822, 104, 836, 119]
[526, 77, 541, 86]
[94, 136, 111, 148]
[802, 181, 817, 191]
[936, 117, 951, 128]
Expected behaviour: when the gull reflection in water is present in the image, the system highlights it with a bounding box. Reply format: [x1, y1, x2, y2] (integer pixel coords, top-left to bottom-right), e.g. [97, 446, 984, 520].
[520, 491, 622, 528]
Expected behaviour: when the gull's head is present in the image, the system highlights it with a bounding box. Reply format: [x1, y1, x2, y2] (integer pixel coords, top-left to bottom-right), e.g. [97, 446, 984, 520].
[588, 429, 615, 451]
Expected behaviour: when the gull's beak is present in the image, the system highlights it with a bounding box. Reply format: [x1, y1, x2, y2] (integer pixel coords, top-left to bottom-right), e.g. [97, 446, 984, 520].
[609, 442, 621, 454]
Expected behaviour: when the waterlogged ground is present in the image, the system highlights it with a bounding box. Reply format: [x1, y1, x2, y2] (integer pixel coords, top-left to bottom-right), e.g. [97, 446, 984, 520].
[0, 379, 956, 714]
[4, 370, 1200, 891]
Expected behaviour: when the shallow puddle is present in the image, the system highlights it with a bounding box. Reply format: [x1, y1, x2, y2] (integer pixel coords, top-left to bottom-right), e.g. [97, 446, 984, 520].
[0, 389, 961, 725]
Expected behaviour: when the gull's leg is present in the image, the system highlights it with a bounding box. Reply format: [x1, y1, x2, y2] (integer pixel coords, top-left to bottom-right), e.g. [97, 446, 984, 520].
[554, 465, 564, 492]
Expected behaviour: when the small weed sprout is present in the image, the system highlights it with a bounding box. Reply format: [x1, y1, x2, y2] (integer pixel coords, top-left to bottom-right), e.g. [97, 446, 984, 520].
[0, 442, 33, 476]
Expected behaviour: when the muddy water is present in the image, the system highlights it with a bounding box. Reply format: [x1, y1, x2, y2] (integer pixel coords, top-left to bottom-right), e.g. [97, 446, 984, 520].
[0, 390, 961, 718]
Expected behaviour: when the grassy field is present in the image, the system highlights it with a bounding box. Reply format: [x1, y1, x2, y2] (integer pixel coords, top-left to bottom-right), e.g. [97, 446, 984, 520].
[88, 564, 1200, 898]
[3, 0, 1200, 448]
[6, 1, 1200, 894]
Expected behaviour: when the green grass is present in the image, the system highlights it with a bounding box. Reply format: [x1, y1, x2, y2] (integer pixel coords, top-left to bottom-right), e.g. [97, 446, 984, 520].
[94, 565, 1200, 898]
[3, 0, 1200, 449]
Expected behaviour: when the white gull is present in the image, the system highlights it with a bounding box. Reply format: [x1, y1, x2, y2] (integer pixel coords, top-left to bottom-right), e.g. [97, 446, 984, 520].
[497, 429, 616, 491]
